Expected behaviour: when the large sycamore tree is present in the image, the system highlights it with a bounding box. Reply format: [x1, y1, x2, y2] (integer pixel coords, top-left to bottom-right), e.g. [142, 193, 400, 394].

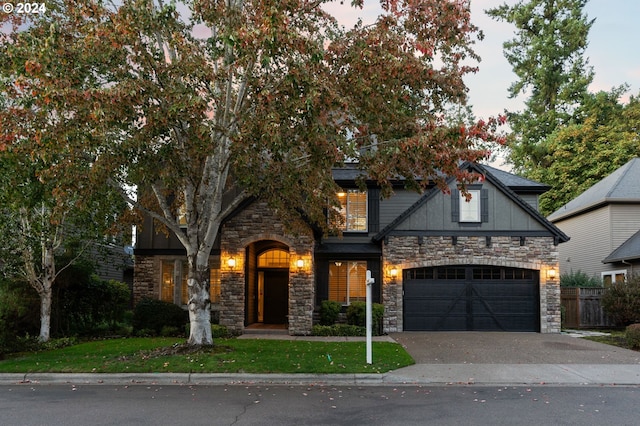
[3, 0, 504, 345]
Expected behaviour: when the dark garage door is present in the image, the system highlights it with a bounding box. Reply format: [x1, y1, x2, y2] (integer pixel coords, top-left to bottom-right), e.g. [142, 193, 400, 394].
[403, 266, 539, 331]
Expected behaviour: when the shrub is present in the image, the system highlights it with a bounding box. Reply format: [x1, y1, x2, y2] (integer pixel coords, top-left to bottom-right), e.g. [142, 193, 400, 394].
[560, 270, 602, 288]
[185, 323, 230, 338]
[52, 261, 131, 337]
[319, 300, 342, 326]
[625, 324, 640, 349]
[346, 301, 384, 334]
[0, 277, 40, 355]
[133, 298, 188, 335]
[160, 326, 182, 337]
[211, 324, 230, 338]
[312, 324, 365, 336]
[602, 275, 640, 326]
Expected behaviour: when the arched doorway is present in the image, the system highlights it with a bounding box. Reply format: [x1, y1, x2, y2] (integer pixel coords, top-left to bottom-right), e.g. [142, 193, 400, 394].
[246, 241, 290, 326]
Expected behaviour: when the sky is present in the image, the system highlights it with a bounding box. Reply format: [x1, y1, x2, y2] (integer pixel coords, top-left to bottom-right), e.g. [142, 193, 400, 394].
[324, 1, 640, 167]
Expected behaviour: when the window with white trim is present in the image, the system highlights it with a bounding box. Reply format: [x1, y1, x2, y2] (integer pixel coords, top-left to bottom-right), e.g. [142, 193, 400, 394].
[601, 270, 626, 287]
[459, 189, 481, 222]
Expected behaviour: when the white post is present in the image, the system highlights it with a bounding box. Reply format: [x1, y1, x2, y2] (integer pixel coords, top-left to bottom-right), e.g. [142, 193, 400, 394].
[366, 270, 374, 364]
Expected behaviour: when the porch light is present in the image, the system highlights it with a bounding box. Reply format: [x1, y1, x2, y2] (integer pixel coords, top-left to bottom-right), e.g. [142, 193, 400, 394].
[547, 267, 557, 280]
[227, 257, 236, 269]
[296, 258, 304, 269]
[390, 267, 398, 278]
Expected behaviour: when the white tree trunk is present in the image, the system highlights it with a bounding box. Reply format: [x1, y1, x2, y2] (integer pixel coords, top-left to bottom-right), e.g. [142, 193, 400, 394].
[186, 251, 213, 345]
[38, 245, 55, 343]
[38, 287, 52, 342]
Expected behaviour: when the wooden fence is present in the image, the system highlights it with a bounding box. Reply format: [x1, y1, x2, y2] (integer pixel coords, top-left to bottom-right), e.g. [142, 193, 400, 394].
[561, 287, 615, 329]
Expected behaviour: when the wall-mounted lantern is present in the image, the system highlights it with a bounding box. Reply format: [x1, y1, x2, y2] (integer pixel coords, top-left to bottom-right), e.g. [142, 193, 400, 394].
[227, 257, 236, 269]
[296, 258, 304, 269]
[547, 267, 557, 280]
[390, 266, 398, 279]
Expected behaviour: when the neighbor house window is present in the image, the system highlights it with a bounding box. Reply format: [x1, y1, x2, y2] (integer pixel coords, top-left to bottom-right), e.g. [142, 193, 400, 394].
[602, 270, 626, 287]
[336, 190, 367, 231]
[329, 261, 367, 304]
[459, 189, 481, 222]
[161, 260, 221, 304]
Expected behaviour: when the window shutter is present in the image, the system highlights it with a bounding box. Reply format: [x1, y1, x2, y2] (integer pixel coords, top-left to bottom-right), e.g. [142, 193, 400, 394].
[481, 189, 489, 222]
[451, 190, 459, 222]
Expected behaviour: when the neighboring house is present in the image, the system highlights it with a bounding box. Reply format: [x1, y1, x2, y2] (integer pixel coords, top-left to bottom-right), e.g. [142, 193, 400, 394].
[134, 162, 568, 335]
[548, 158, 640, 284]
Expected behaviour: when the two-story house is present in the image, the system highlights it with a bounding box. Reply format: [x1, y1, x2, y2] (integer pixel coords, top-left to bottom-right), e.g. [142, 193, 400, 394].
[133, 162, 568, 334]
[548, 158, 640, 284]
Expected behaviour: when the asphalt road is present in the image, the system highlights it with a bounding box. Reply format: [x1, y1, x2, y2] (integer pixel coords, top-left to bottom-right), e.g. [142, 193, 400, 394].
[1, 384, 638, 425]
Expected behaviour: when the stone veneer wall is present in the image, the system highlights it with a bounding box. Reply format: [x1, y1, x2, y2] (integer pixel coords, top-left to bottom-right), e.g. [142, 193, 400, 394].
[382, 235, 561, 333]
[133, 255, 157, 304]
[220, 200, 315, 335]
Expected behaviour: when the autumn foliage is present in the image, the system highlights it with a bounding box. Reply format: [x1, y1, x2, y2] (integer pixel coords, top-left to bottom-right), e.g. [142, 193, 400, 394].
[1, 0, 504, 344]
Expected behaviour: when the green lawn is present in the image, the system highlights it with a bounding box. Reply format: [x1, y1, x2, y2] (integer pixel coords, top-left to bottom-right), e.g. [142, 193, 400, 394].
[0, 338, 414, 374]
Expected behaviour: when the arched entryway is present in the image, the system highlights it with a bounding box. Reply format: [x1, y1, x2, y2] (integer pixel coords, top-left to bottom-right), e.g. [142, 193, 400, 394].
[245, 241, 290, 327]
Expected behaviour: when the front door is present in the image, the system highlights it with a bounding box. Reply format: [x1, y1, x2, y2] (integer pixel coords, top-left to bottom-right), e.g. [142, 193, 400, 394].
[262, 270, 289, 324]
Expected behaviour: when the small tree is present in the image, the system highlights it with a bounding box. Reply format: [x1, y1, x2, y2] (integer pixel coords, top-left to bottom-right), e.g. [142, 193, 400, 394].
[560, 270, 602, 288]
[602, 275, 640, 326]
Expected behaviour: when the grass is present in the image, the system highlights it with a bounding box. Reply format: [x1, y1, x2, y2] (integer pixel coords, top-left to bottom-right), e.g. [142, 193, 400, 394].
[582, 330, 631, 349]
[0, 337, 414, 374]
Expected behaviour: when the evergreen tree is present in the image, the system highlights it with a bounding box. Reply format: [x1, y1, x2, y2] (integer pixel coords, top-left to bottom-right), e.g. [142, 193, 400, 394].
[487, 0, 594, 174]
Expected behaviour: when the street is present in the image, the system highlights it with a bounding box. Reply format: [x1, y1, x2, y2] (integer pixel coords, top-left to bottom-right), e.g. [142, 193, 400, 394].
[1, 384, 637, 425]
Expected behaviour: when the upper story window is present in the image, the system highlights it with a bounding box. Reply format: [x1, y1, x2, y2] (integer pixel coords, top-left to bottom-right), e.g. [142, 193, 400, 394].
[337, 189, 367, 232]
[452, 187, 488, 224]
[459, 189, 481, 222]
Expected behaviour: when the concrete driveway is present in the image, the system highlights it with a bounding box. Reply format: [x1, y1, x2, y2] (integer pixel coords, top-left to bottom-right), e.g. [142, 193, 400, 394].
[390, 332, 640, 364]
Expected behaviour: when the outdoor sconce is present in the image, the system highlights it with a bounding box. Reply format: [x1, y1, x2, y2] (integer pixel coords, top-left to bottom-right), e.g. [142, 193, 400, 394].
[390, 267, 398, 279]
[547, 267, 557, 280]
[296, 258, 304, 269]
[227, 257, 236, 269]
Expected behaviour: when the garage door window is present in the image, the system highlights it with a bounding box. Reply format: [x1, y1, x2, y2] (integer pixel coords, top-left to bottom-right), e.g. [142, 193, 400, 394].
[329, 261, 367, 304]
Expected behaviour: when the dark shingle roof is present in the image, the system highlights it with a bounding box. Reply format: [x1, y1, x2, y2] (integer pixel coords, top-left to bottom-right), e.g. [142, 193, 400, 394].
[548, 158, 640, 222]
[603, 229, 640, 263]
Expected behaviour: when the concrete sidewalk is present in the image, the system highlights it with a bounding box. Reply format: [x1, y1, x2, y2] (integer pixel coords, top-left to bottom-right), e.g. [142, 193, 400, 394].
[1, 332, 639, 386]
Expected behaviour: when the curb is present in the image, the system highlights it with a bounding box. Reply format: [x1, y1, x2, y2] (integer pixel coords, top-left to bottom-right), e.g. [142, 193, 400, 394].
[0, 372, 385, 386]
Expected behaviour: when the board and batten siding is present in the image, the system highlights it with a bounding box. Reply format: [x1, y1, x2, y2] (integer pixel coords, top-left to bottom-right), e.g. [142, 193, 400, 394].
[555, 206, 611, 278]
[379, 190, 422, 229]
[392, 181, 548, 232]
[519, 194, 540, 212]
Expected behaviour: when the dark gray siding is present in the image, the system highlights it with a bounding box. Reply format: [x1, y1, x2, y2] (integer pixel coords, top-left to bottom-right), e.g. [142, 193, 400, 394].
[380, 190, 422, 229]
[395, 180, 548, 233]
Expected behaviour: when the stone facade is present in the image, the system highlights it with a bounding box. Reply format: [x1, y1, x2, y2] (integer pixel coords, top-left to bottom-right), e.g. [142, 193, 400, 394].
[219, 200, 315, 335]
[381, 235, 561, 333]
[132, 255, 156, 304]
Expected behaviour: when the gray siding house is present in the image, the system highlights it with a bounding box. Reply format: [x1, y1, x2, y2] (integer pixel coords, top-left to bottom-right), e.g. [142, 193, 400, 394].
[134, 162, 568, 334]
[548, 158, 640, 284]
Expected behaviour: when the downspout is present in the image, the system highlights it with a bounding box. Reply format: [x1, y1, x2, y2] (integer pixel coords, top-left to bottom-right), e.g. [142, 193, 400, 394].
[622, 259, 633, 278]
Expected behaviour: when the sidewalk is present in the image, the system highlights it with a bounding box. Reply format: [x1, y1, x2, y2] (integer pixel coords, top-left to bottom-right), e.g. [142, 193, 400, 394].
[1, 332, 639, 387]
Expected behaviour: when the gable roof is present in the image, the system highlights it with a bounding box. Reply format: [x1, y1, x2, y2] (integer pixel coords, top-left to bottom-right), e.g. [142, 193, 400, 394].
[548, 158, 640, 222]
[481, 164, 550, 193]
[373, 162, 569, 243]
[603, 228, 640, 263]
